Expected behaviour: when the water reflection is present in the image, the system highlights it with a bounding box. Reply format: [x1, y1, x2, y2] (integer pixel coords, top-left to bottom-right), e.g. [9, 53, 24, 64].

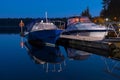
[24, 40, 65, 72]
[66, 48, 91, 60]
[0, 34, 120, 79]
[23, 39, 92, 73]
[0, 27, 19, 34]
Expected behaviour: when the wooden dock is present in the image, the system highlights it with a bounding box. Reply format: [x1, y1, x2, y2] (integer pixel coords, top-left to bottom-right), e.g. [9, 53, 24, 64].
[56, 35, 120, 60]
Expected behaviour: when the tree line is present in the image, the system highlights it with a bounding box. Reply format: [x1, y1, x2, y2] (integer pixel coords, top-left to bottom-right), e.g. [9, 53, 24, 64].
[0, 18, 34, 26]
[0, 18, 67, 33]
[0, 18, 68, 27]
[100, 0, 120, 21]
[2, 0, 120, 27]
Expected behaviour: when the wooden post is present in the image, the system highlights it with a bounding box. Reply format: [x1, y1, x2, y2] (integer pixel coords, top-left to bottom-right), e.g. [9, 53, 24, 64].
[19, 20, 25, 36]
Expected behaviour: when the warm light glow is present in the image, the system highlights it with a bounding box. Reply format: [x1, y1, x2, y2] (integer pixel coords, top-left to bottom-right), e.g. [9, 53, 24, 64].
[119, 28, 120, 32]
[105, 18, 108, 21]
[19, 20, 24, 27]
[67, 18, 80, 25]
[108, 42, 112, 45]
[80, 17, 90, 23]
[20, 42, 24, 48]
[94, 20, 97, 23]
[75, 18, 79, 22]
[114, 17, 117, 20]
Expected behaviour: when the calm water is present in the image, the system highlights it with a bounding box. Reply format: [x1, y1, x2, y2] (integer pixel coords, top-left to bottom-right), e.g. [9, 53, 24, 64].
[0, 34, 120, 80]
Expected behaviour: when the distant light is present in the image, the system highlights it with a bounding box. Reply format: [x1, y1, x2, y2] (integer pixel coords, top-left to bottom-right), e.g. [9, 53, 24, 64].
[119, 28, 120, 32]
[19, 20, 24, 27]
[41, 20, 43, 23]
[118, 24, 120, 26]
[105, 18, 108, 21]
[108, 42, 112, 45]
[20, 42, 24, 48]
[114, 17, 117, 20]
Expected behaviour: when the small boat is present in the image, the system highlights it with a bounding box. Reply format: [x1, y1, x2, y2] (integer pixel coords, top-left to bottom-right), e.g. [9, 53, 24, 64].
[62, 16, 112, 40]
[24, 13, 63, 44]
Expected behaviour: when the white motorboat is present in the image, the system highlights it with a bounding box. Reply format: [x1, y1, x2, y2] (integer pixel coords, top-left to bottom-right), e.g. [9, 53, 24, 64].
[62, 16, 111, 40]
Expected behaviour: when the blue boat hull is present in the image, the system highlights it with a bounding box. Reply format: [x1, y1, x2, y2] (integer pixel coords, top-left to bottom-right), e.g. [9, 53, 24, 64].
[26, 30, 62, 44]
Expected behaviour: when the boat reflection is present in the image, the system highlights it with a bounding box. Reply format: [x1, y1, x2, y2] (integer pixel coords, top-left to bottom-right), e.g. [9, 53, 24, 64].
[24, 40, 65, 72]
[66, 48, 91, 60]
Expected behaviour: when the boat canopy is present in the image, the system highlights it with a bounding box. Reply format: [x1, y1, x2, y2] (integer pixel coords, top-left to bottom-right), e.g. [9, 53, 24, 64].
[67, 16, 91, 26]
[25, 19, 41, 32]
[25, 19, 58, 32]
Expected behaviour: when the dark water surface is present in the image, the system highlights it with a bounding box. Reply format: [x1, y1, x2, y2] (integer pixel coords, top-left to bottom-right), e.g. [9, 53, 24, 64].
[0, 34, 120, 80]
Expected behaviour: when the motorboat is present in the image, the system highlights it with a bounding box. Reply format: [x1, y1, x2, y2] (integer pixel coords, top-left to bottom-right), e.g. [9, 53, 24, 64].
[62, 16, 112, 40]
[24, 13, 63, 44]
[24, 19, 62, 44]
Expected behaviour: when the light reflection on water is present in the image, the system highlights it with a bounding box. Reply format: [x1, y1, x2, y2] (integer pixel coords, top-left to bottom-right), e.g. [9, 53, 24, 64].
[0, 34, 120, 80]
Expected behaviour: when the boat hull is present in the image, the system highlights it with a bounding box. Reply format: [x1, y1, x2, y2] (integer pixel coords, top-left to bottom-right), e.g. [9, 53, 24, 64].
[62, 30, 108, 40]
[25, 30, 62, 44]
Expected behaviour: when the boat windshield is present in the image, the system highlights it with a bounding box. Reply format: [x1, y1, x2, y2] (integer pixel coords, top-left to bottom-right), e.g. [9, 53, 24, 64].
[67, 17, 91, 26]
[31, 22, 57, 31]
[80, 17, 91, 23]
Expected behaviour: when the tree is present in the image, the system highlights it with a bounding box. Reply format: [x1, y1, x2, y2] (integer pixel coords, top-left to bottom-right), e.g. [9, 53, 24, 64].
[100, 0, 110, 17]
[102, 0, 110, 10]
[107, 0, 120, 20]
[81, 7, 91, 18]
[101, 0, 120, 21]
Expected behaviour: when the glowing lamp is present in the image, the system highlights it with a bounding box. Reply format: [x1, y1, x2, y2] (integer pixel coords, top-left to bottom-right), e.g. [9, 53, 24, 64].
[19, 20, 24, 27]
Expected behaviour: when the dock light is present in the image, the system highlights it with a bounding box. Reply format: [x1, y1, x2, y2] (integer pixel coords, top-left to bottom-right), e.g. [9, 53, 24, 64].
[114, 17, 117, 20]
[118, 23, 120, 26]
[19, 20, 25, 36]
[119, 28, 120, 32]
[19, 20, 24, 27]
[105, 18, 109, 22]
[108, 42, 112, 45]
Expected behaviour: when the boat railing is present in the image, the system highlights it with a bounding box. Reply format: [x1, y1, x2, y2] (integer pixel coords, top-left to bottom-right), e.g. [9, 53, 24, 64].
[105, 22, 120, 38]
[52, 20, 66, 30]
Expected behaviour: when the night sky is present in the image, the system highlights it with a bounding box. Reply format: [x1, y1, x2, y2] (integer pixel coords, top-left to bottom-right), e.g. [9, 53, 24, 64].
[0, 0, 103, 18]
